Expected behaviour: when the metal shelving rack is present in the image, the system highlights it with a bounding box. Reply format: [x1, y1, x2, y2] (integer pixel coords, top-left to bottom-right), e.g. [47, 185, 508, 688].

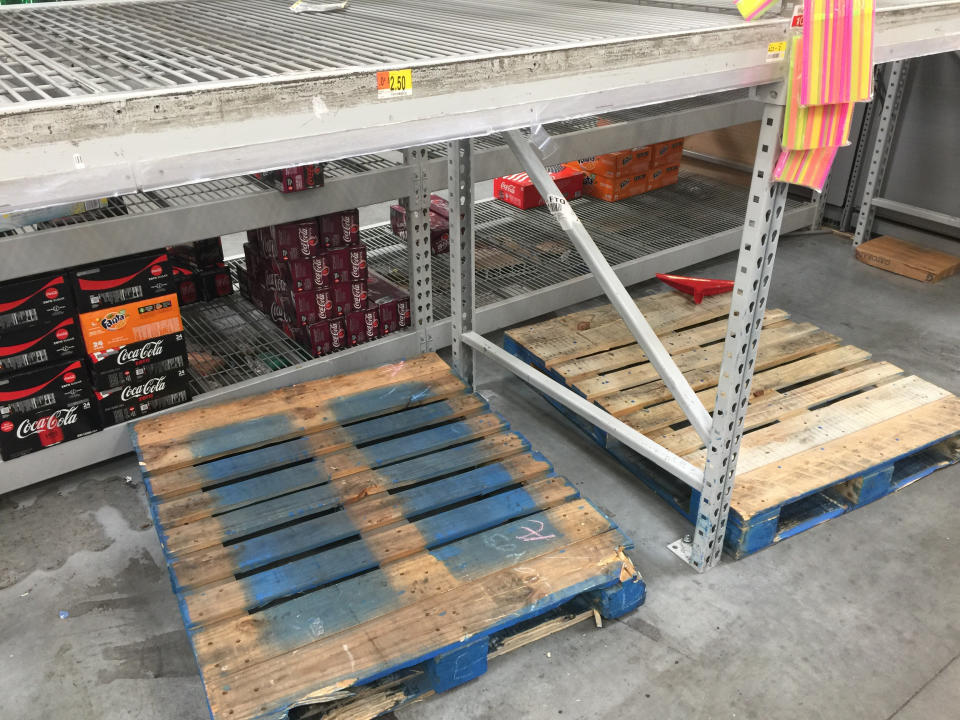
[2, 0, 958, 568]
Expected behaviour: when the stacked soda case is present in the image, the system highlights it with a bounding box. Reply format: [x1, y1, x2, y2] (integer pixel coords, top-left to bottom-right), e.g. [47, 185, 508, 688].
[389, 194, 451, 255]
[253, 163, 325, 194]
[168, 237, 234, 306]
[563, 138, 684, 203]
[240, 209, 411, 358]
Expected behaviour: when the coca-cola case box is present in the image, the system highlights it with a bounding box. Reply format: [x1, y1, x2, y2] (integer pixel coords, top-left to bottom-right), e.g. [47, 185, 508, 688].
[0, 317, 81, 376]
[493, 167, 584, 210]
[283, 289, 337, 327]
[366, 273, 411, 335]
[78, 293, 183, 355]
[168, 237, 224, 269]
[263, 220, 320, 260]
[72, 252, 175, 313]
[87, 332, 188, 392]
[279, 256, 333, 293]
[301, 317, 347, 357]
[319, 209, 360, 249]
[172, 265, 200, 306]
[256, 164, 325, 193]
[94, 367, 192, 427]
[198, 264, 233, 301]
[0, 273, 74, 331]
[331, 280, 368, 316]
[389, 204, 450, 255]
[0, 360, 99, 460]
[325, 246, 367, 283]
[346, 303, 380, 346]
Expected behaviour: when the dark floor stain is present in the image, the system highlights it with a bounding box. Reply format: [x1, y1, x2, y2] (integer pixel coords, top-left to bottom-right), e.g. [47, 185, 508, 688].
[618, 614, 663, 643]
[70, 551, 166, 617]
[98, 629, 197, 682]
[0, 474, 149, 590]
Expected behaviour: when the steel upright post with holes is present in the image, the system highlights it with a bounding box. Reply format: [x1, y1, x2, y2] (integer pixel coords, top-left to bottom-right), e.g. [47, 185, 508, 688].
[448, 139, 476, 387]
[402, 147, 435, 352]
[670, 103, 791, 572]
[852, 60, 911, 247]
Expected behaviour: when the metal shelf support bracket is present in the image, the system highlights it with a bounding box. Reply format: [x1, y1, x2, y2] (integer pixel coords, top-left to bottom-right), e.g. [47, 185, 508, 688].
[402, 147, 435, 352]
[671, 103, 790, 572]
[502, 129, 713, 445]
[448, 139, 476, 387]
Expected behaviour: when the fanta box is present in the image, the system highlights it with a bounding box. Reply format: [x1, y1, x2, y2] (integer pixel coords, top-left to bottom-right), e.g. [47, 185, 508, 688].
[78, 293, 183, 354]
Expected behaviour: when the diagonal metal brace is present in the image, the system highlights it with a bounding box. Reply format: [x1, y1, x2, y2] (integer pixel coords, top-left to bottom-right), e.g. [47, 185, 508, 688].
[503, 129, 713, 445]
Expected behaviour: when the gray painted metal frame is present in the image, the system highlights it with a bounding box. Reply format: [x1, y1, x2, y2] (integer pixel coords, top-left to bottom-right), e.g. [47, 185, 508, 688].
[448, 139, 476, 387]
[402, 147, 435, 352]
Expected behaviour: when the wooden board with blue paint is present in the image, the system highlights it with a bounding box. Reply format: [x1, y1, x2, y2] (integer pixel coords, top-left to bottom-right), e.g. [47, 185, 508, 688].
[131, 353, 645, 720]
[505, 292, 960, 559]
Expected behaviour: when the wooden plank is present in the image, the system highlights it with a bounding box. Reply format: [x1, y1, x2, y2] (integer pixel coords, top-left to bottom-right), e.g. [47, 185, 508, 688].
[168, 452, 554, 591]
[132, 354, 461, 476]
[205, 529, 631, 720]
[855, 235, 960, 283]
[622, 345, 873, 434]
[147, 392, 484, 500]
[598, 328, 841, 417]
[685, 375, 952, 472]
[552, 309, 790, 383]
[160, 432, 531, 557]
[192, 499, 614, 677]
[180, 476, 582, 628]
[651, 362, 905, 455]
[576, 321, 817, 400]
[154, 412, 508, 527]
[732, 395, 960, 519]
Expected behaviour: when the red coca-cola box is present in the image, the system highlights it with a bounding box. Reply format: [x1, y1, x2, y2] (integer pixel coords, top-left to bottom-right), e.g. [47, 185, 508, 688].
[266, 291, 290, 326]
[0, 273, 74, 331]
[168, 237, 224, 270]
[331, 280, 368, 316]
[87, 331, 188, 392]
[301, 317, 347, 357]
[172, 264, 200, 306]
[0, 317, 81, 376]
[263, 260, 289, 294]
[72, 252, 175, 313]
[366, 273, 410, 336]
[94, 367, 192, 427]
[346, 303, 380, 346]
[263, 220, 320, 261]
[493, 167, 584, 210]
[325, 246, 367, 283]
[429, 194, 450, 219]
[278, 256, 333, 293]
[389, 205, 450, 255]
[397, 298, 411, 329]
[0, 395, 100, 461]
[256, 164, 325, 193]
[282, 289, 338, 326]
[318, 209, 360, 249]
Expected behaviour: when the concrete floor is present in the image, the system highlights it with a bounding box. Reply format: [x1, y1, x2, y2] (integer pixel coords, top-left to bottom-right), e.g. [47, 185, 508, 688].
[1, 231, 958, 720]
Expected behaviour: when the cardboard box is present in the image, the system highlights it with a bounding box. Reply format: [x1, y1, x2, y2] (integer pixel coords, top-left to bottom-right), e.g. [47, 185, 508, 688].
[319, 209, 360, 249]
[346, 303, 380, 346]
[198, 265, 233, 301]
[0, 273, 74, 331]
[256, 164, 325, 193]
[0, 359, 91, 415]
[279, 257, 331, 293]
[389, 205, 450, 255]
[367, 273, 409, 336]
[325, 247, 368, 284]
[0, 395, 99, 461]
[0, 317, 81, 375]
[648, 164, 680, 191]
[72, 252, 174, 313]
[78, 294, 182, 354]
[94, 367, 192, 427]
[581, 172, 650, 202]
[283, 289, 338, 326]
[567, 147, 652, 179]
[263, 220, 320, 260]
[302, 317, 347, 357]
[855, 235, 960, 283]
[494, 168, 584, 210]
[87, 332, 188, 392]
[168, 237, 224, 269]
[331, 280, 368, 316]
[653, 138, 684, 168]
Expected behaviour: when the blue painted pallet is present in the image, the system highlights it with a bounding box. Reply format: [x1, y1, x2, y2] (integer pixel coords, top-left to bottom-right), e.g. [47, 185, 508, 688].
[131, 354, 645, 720]
[504, 302, 960, 560]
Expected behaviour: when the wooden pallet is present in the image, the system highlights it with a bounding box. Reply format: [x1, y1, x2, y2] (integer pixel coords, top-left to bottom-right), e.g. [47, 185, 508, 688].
[504, 291, 960, 558]
[130, 353, 645, 720]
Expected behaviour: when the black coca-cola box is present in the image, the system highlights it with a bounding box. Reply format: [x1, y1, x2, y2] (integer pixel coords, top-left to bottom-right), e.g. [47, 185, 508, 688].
[72, 252, 175, 313]
[346, 303, 380, 346]
[318, 209, 360, 249]
[172, 264, 200, 306]
[94, 367, 192, 427]
[0, 317, 81, 376]
[0, 396, 100, 461]
[263, 220, 320, 261]
[198, 264, 233, 301]
[87, 332, 188, 392]
[0, 273, 74, 331]
[256, 164, 325, 193]
[168, 237, 224, 269]
[300, 317, 347, 357]
[0, 359, 92, 416]
[331, 280, 368, 316]
[282, 289, 338, 327]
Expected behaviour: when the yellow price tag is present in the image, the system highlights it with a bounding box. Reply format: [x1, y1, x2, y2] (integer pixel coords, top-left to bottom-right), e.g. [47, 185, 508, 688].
[376, 69, 413, 99]
[766, 41, 787, 63]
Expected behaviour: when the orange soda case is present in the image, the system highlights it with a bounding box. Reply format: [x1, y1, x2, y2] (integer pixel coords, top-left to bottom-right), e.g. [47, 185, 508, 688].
[581, 172, 649, 202]
[648, 164, 680, 191]
[568, 146, 652, 179]
[78, 294, 183, 354]
[653, 139, 684, 168]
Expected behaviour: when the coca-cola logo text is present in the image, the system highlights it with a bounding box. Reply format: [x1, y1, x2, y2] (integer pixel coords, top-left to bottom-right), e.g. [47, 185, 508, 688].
[150, 264, 163, 277]
[55, 328, 69, 341]
[117, 339, 164, 366]
[313, 259, 328, 285]
[298, 226, 313, 256]
[45, 287, 60, 300]
[63, 371, 77, 384]
[120, 376, 166, 401]
[270, 302, 285, 323]
[16, 406, 78, 439]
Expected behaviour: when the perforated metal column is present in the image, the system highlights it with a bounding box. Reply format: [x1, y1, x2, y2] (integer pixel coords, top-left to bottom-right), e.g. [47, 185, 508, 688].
[852, 60, 910, 246]
[402, 147, 434, 352]
[448, 139, 476, 387]
[679, 103, 790, 572]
